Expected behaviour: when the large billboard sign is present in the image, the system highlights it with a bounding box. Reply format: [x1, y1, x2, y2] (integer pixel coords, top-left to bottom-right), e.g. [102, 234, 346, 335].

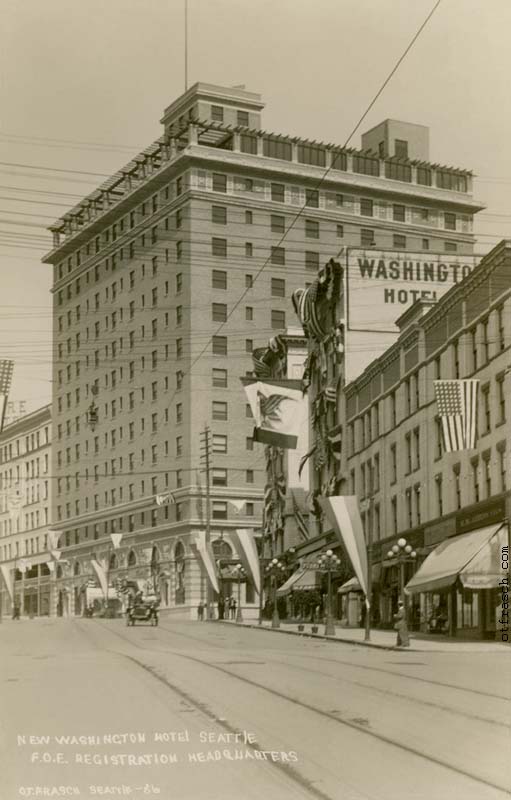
[346, 249, 479, 333]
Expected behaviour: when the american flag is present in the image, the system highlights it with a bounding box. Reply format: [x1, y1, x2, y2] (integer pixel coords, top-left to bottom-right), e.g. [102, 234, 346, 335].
[0, 360, 14, 433]
[434, 380, 479, 452]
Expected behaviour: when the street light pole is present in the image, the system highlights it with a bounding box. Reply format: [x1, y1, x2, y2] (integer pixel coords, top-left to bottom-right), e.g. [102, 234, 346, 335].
[234, 564, 245, 623]
[266, 558, 284, 628]
[315, 550, 341, 636]
[387, 538, 417, 615]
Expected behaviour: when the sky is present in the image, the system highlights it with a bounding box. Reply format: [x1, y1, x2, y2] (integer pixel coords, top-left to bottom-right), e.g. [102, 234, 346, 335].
[0, 0, 510, 414]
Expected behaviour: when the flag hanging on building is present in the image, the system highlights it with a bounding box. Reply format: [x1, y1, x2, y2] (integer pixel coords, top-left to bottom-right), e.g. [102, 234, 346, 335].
[243, 379, 305, 449]
[327, 425, 342, 462]
[110, 533, 123, 549]
[0, 360, 14, 433]
[291, 492, 309, 541]
[90, 559, 108, 597]
[47, 529, 60, 551]
[434, 380, 479, 452]
[155, 491, 175, 506]
[230, 529, 261, 594]
[318, 496, 369, 601]
[0, 563, 14, 602]
[193, 531, 220, 594]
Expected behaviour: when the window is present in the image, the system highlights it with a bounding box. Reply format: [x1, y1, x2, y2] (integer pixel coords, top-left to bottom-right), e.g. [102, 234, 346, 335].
[422, 238, 430, 250]
[271, 183, 285, 203]
[212, 501, 228, 520]
[360, 198, 373, 217]
[212, 205, 227, 224]
[245, 242, 253, 257]
[305, 219, 319, 238]
[445, 241, 457, 253]
[361, 228, 375, 247]
[390, 443, 397, 484]
[394, 139, 408, 159]
[336, 224, 344, 238]
[176, 436, 182, 457]
[435, 417, 443, 459]
[212, 434, 227, 453]
[212, 368, 227, 388]
[305, 189, 319, 208]
[414, 485, 421, 525]
[176, 403, 183, 424]
[405, 433, 412, 474]
[305, 251, 320, 270]
[212, 336, 227, 356]
[471, 328, 478, 371]
[472, 459, 480, 502]
[393, 204, 405, 222]
[390, 391, 397, 427]
[237, 110, 249, 127]
[271, 278, 285, 297]
[246, 437, 254, 451]
[211, 105, 224, 122]
[211, 269, 227, 290]
[245, 306, 253, 321]
[271, 309, 285, 330]
[435, 475, 443, 516]
[175, 305, 183, 326]
[413, 427, 420, 470]
[393, 234, 406, 249]
[246, 469, 254, 483]
[482, 385, 491, 433]
[482, 319, 489, 364]
[497, 306, 505, 351]
[176, 370, 183, 390]
[271, 214, 285, 233]
[212, 303, 227, 322]
[453, 339, 460, 379]
[498, 446, 507, 492]
[212, 401, 228, 421]
[245, 210, 253, 224]
[176, 338, 183, 359]
[484, 456, 492, 498]
[212, 173, 227, 193]
[271, 246, 285, 265]
[497, 376, 506, 424]
[406, 489, 413, 529]
[391, 497, 398, 535]
[212, 237, 227, 257]
[212, 468, 228, 487]
[444, 212, 456, 231]
[176, 273, 182, 293]
[245, 339, 253, 353]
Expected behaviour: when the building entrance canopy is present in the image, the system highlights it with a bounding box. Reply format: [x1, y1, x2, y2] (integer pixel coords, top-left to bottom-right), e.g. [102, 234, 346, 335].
[276, 568, 319, 596]
[405, 523, 506, 594]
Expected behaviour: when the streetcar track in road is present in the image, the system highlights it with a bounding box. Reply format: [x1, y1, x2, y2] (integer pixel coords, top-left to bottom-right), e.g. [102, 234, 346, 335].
[86, 620, 509, 796]
[156, 621, 510, 702]
[74, 620, 340, 800]
[154, 623, 509, 729]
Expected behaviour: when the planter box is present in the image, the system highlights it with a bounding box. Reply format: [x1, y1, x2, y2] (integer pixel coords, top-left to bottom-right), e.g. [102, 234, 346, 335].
[297, 624, 305, 632]
[311, 625, 319, 634]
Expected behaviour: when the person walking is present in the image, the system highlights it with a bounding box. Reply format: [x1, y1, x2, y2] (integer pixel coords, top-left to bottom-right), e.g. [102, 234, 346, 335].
[218, 595, 225, 620]
[230, 597, 237, 620]
[394, 600, 410, 648]
[197, 601, 204, 621]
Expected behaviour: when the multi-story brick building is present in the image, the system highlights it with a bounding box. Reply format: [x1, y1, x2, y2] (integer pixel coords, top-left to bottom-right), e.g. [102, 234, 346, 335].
[343, 240, 510, 638]
[41, 82, 484, 617]
[0, 405, 53, 617]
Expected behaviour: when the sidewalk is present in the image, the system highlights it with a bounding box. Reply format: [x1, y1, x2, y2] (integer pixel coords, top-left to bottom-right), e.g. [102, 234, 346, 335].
[219, 618, 511, 653]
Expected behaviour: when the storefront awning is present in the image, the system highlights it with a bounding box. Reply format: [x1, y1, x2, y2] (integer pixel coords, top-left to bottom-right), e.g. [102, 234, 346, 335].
[276, 568, 319, 596]
[337, 577, 362, 594]
[405, 524, 506, 595]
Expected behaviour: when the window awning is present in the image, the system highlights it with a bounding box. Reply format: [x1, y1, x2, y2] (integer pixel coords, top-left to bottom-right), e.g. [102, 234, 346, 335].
[405, 524, 506, 595]
[276, 568, 319, 596]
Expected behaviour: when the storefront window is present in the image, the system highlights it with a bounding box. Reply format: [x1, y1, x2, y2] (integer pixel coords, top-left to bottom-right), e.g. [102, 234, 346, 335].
[457, 589, 479, 628]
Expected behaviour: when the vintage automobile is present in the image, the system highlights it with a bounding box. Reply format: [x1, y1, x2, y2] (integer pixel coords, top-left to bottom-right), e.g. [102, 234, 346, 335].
[125, 592, 159, 626]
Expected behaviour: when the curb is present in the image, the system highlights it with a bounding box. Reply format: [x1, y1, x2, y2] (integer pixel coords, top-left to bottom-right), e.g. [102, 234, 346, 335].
[217, 620, 399, 651]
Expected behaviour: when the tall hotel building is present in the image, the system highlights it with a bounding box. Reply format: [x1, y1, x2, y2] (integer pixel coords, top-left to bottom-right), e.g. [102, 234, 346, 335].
[42, 83, 483, 616]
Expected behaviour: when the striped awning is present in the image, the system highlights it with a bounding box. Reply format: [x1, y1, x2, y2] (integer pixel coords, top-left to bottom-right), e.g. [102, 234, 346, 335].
[276, 568, 320, 596]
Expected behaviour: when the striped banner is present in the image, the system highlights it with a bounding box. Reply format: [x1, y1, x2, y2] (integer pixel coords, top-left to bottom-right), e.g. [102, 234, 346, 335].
[434, 380, 479, 452]
[231, 529, 261, 594]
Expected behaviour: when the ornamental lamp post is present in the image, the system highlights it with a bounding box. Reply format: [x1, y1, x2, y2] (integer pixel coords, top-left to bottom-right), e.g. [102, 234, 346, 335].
[387, 538, 417, 609]
[233, 563, 246, 623]
[314, 549, 342, 636]
[266, 557, 285, 629]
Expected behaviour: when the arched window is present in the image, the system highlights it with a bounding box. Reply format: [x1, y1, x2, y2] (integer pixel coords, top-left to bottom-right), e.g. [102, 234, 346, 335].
[73, 561, 81, 576]
[109, 553, 118, 570]
[212, 539, 232, 559]
[127, 550, 137, 567]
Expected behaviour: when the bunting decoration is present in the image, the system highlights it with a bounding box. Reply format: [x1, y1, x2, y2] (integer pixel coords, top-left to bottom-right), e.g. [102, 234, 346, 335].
[90, 559, 108, 597]
[298, 443, 317, 478]
[155, 491, 175, 506]
[327, 425, 342, 462]
[110, 533, 123, 549]
[47, 530, 61, 551]
[0, 360, 14, 433]
[252, 347, 273, 379]
[229, 499, 246, 513]
[319, 496, 369, 603]
[434, 380, 479, 452]
[291, 492, 309, 541]
[0, 563, 14, 602]
[243, 379, 305, 449]
[230, 529, 261, 594]
[193, 530, 220, 594]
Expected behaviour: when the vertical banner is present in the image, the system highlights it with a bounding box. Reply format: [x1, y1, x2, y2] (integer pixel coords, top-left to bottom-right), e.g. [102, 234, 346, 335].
[319, 496, 368, 598]
[231, 529, 261, 594]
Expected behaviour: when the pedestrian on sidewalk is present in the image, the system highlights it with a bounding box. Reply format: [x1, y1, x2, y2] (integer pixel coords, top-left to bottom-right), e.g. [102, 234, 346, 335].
[197, 601, 204, 621]
[218, 595, 225, 620]
[230, 597, 237, 619]
[394, 600, 409, 648]
[12, 604, 20, 620]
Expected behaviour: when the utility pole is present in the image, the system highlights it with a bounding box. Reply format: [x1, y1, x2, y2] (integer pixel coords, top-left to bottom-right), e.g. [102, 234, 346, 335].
[364, 461, 374, 642]
[184, 0, 189, 91]
[199, 425, 212, 619]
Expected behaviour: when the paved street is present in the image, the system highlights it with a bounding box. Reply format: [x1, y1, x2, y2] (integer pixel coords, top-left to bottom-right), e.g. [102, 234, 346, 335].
[0, 618, 509, 800]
